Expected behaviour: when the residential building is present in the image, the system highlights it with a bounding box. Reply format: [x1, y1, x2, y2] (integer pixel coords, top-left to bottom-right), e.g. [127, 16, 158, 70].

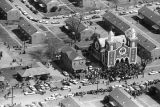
[31, 0, 60, 13]
[90, 28, 137, 67]
[61, 46, 87, 73]
[138, 6, 160, 32]
[103, 11, 130, 35]
[0, 0, 20, 20]
[65, 17, 94, 41]
[109, 88, 144, 107]
[18, 17, 46, 44]
[60, 97, 80, 107]
[17, 62, 50, 81]
[82, 0, 106, 9]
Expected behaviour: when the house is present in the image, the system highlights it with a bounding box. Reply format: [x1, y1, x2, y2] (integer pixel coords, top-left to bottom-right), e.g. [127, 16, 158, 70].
[17, 62, 50, 81]
[138, 6, 160, 32]
[61, 46, 87, 73]
[18, 17, 46, 44]
[60, 97, 80, 107]
[65, 17, 94, 41]
[31, 0, 60, 13]
[103, 11, 130, 35]
[109, 88, 144, 107]
[82, 0, 106, 9]
[0, 0, 20, 20]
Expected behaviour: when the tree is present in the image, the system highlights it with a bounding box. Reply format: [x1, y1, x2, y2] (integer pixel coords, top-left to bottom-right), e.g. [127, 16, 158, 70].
[69, 15, 84, 42]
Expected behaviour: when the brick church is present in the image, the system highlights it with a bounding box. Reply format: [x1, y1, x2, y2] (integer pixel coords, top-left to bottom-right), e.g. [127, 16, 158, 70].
[90, 28, 137, 67]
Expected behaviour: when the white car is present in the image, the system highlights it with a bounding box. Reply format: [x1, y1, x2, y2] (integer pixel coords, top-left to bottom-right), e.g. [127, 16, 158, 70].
[45, 97, 56, 101]
[24, 91, 35, 95]
[67, 93, 74, 97]
[148, 71, 159, 75]
[29, 86, 37, 91]
[56, 94, 64, 99]
[63, 71, 69, 76]
[62, 86, 71, 90]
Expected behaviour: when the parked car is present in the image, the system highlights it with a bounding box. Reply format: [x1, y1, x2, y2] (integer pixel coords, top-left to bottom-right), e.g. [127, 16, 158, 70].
[50, 87, 59, 92]
[148, 71, 159, 75]
[45, 97, 56, 101]
[62, 71, 69, 76]
[24, 91, 35, 95]
[62, 86, 71, 90]
[70, 79, 78, 84]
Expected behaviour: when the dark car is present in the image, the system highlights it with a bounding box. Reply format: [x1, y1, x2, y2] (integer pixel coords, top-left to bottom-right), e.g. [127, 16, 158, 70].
[50, 87, 59, 92]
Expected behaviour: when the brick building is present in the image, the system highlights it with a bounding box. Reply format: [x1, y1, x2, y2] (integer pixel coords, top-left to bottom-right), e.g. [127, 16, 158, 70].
[0, 0, 20, 20]
[18, 17, 46, 44]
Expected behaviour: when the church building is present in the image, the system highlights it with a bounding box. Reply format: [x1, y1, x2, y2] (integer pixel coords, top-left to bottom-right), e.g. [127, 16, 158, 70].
[90, 28, 138, 67]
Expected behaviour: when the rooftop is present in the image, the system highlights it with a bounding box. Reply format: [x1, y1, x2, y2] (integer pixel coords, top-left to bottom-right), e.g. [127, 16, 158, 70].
[65, 17, 87, 33]
[109, 88, 143, 107]
[90, 24, 109, 38]
[137, 33, 156, 51]
[61, 97, 80, 107]
[0, 0, 13, 13]
[138, 6, 160, 27]
[61, 46, 84, 61]
[103, 11, 130, 33]
[19, 17, 38, 36]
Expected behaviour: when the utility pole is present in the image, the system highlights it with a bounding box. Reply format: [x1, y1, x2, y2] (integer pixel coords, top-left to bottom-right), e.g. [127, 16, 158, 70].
[11, 86, 13, 106]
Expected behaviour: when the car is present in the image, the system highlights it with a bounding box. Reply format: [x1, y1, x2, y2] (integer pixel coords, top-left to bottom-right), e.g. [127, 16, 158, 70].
[24, 91, 35, 95]
[67, 93, 74, 97]
[62, 71, 69, 76]
[51, 21, 60, 24]
[70, 79, 78, 84]
[51, 93, 60, 97]
[29, 86, 37, 91]
[63, 15, 70, 18]
[42, 16, 50, 19]
[83, 16, 91, 20]
[50, 87, 59, 92]
[155, 2, 160, 5]
[45, 97, 56, 101]
[62, 86, 71, 90]
[148, 71, 159, 75]
[82, 82, 92, 86]
[57, 95, 64, 99]
[92, 15, 101, 19]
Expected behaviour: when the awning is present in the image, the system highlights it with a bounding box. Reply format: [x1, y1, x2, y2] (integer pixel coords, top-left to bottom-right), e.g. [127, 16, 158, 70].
[152, 25, 159, 30]
[137, 14, 144, 19]
[109, 101, 117, 106]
